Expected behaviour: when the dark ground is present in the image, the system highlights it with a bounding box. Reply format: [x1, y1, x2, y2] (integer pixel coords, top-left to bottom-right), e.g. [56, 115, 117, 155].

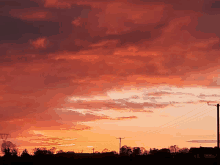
[0, 155, 219, 165]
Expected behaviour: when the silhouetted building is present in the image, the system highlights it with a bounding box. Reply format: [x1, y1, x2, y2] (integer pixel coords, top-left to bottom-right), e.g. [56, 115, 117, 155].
[189, 147, 217, 158]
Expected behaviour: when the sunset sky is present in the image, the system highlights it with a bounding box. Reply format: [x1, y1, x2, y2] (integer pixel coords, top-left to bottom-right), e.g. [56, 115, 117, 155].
[1, 0, 220, 155]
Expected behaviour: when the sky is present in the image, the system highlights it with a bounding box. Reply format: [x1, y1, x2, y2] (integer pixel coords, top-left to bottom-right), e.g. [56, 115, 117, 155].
[1, 0, 220, 155]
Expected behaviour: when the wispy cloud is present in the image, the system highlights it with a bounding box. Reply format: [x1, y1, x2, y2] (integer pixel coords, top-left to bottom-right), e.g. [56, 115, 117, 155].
[58, 144, 75, 147]
[186, 140, 217, 143]
[110, 116, 137, 120]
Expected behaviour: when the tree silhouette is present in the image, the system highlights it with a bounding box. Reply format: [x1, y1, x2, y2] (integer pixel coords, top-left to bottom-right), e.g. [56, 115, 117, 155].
[139, 147, 146, 155]
[21, 149, 30, 158]
[56, 149, 64, 154]
[120, 145, 132, 156]
[111, 150, 117, 154]
[1, 140, 18, 157]
[33, 147, 53, 156]
[169, 145, 179, 153]
[149, 148, 159, 155]
[178, 147, 189, 153]
[49, 147, 56, 154]
[3, 148, 11, 157]
[132, 147, 141, 156]
[11, 148, 18, 157]
[143, 150, 148, 155]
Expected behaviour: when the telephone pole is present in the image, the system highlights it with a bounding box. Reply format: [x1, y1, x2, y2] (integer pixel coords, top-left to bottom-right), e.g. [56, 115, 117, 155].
[217, 104, 219, 149]
[116, 137, 125, 155]
[207, 103, 219, 149]
[0, 134, 10, 141]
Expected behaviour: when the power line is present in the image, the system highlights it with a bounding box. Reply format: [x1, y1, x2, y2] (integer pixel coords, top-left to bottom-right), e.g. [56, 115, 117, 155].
[150, 106, 214, 134]
[152, 103, 207, 129]
[139, 104, 207, 134]
[138, 104, 213, 136]
[157, 107, 212, 131]
[170, 107, 214, 128]
[207, 103, 219, 149]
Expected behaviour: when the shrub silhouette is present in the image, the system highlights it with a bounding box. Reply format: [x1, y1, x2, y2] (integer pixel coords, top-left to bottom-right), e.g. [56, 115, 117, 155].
[120, 145, 132, 156]
[169, 145, 179, 153]
[21, 149, 31, 158]
[56, 150, 65, 154]
[3, 148, 11, 157]
[149, 148, 159, 155]
[132, 147, 141, 156]
[178, 147, 189, 154]
[33, 147, 53, 156]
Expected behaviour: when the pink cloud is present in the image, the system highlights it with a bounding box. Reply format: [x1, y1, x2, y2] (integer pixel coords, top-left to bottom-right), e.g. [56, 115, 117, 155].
[31, 37, 50, 49]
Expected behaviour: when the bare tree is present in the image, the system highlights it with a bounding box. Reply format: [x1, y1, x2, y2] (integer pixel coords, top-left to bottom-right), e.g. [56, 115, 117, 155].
[169, 145, 179, 153]
[139, 147, 146, 155]
[178, 147, 189, 153]
[21, 149, 30, 157]
[56, 150, 64, 154]
[111, 150, 117, 154]
[143, 150, 148, 155]
[49, 147, 56, 154]
[120, 145, 132, 156]
[33, 147, 53, 156]
[1, 140, 18, 157]
[149, 148, 159, 155]
[132, 147, 141, 156]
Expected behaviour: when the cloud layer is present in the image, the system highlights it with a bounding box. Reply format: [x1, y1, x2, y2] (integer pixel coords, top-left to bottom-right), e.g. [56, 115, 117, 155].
[1, 0, 220, 152]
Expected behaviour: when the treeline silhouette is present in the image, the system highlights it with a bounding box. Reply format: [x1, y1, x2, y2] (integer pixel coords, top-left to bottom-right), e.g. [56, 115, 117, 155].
[0, 141, 219, 165]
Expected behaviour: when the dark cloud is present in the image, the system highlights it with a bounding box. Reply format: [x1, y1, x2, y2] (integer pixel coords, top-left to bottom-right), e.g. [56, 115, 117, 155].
[0, 0, 40, 9]
[106, 30, 151, 45]
[129, 0, 203, 11]
[202, 0, 220, 14]
[0, 58, 114, 93]
[196, 14, 220, 38]
[65, 98, 168, 111]
[0, 16, 40, 43]
[154, 23, 166, 29]
[40, 59, 115, 86]
[211, 1, 220, 8]
[0, 96, 43, 122]
[54, 109, 109, 122]
[0, 2, 91, 56]
[43, 75, 70, 86]
[0, 107, 98, 137]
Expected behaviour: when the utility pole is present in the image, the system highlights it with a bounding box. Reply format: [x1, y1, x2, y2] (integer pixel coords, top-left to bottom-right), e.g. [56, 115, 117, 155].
[217, 104, 219, 149]
[116, 137, 125, 155]
[0, 134, 10, 141]
[92, 148, 95, 154]
[207, 103, 219, 149]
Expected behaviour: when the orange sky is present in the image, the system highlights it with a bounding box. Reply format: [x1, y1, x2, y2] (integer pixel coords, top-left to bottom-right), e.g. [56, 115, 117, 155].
[1, 0, 220, 155]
